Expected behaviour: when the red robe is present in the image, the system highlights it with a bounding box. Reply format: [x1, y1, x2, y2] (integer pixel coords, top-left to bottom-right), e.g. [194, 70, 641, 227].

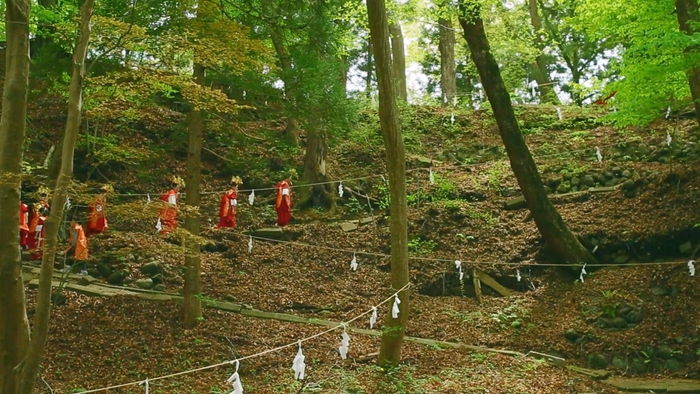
[217, 189, 238, 228]
[27, 200, 49, 251]
[159, 189, 178, 233]
[275, 181, 292, 227]
[20, 202, 29, 249]
[87, 195, 109, 236]
[69, 224, 89, 260]
[30, 215, 46, 261]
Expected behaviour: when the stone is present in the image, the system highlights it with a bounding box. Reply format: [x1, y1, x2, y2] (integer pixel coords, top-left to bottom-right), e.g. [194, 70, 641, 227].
[564, 329, 582, 342]
[244, 227, 302, 241]
[664, 359, 684, 372]
[571, 177, 581, 186]
[670, 286, 681, 297]
[587, 353, 608, 369]
[504, 196, 527, 210]
[107, 270, 127, 285]
[598, 317, 614, 328]
[651, 286, 669, 296]
[583, 175, 595, 187]
[612, 317, 628, 328]
[603, 171, 614, 180]
[612, 167, 623, 176]
[614, 254, 630, 264]
[680, 241, 693, 254]
[612, 356, 628, 370]
[616, 305, 632, 316]
[141, 261, 163, 277]
[657, 345, 674, 360]
[340, 222, 358, 232]
[604, 180, 615, 187]
[153, 284, 166, 292]
[630, 357, 648, 374]
[622, 170, 632, 178]
[150, 273, 164, 285]
[135, 278, 154, 290]
[622, 179, 636, 191]
[358, 217, 374, 225]
[557, 182, 571, 193]
[97, 262, 112, 278]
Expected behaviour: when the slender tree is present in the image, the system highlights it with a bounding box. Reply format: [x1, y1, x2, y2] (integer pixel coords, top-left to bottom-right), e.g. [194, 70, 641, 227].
[270, 27, 301, 145]
[0, 1, 32, 392]
[675, 0, 700, 126]
[438, 14, 458, 106]
[389, 20, 408, 101]
[366, 0, 410, 367]
[527, 0, 558, 104]
[457, 0, 597, 267]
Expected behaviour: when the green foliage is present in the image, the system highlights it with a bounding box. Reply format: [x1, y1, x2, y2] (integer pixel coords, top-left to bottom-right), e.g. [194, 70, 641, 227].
[407, 237, 438, 255]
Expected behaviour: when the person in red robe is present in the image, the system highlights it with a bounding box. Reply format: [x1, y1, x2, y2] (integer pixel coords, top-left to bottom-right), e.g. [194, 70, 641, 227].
[64, 221, 89, 274]
[30, 206, 48, 261]
[218, 176, 241, 228]
[158, 176, 183, 234]
[275, 179, 292, 227]
[27, 187, 50, 251]
[20, 200, 30, 250]
[87, 184, 112, 236]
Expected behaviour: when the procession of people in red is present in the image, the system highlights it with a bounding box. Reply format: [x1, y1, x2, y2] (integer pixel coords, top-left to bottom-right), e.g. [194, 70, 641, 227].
[20, 176, 294, 263]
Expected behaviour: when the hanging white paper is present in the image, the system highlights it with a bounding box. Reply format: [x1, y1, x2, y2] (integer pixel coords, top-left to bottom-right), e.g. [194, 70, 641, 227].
[595, 146, 603, 163]
[338, 327, 350, 360]
[579, 264, 587, 283]
[155, 218, 162, 233]
[429, 168, 435, 184]
[556, 107, 562, 121]
[248, 236, 253, 253]
[248, 190, 255, 205]
[147, 193, 151, 204]
[688, 260, 696, 277]
[516, 269, 521, 282]
[458, 268, 464, 281]
[612, 106, 617, 112]
[369, 306, 377, 329]
[666, 130, 672, 147]
[227, 360, 243, 394]
[243, 90, 247, 99]
[450, 112, 455, 124]
[391, 294, 401, 319]
[292, 341, 306, 380]
[666, 106, 671, 120]
[65, 197, 71, 209]
[528, 80, 538, 96]
[455, 260, 462, 270]
[592, 245, 598, 254]
[140, 379, 149, 394]
[350, 252, 358, 271]
[453, 96, 458, 107]
[338, 182, 344, 198]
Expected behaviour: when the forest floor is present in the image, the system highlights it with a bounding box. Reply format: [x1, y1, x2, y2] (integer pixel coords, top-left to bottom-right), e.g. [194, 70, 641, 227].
[23, 104, 700, 393]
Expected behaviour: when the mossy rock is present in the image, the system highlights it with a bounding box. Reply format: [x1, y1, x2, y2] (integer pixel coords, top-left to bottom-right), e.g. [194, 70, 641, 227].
[587, 353, 608, 369]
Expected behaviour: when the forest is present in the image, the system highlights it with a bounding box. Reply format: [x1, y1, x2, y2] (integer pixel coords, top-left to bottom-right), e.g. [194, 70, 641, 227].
[1, 0, 700, 393]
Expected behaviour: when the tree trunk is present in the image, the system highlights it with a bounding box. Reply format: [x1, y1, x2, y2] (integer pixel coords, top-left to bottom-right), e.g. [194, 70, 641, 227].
[675, 0, 700, 126]
[21, 2, 95, 393]
[0, 1, 32, 392]
[527, 0, 558, 104]
[182, 70, 205, 329]
[270, 29, 301, 145]
[457, 0, 596, 268]
[366, 0, 410, 367]
[302, 125, 332, 208]
[438, 17, 458, 106]
[32, 0, 60, 57]
[366, 38, 374, 98]
[388, 21, 408, 102]
[340, 55, 348, 98]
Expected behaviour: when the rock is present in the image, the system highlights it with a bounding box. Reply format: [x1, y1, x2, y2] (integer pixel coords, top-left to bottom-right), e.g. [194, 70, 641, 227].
[623, 189, 637, 198]
[562, 172, 572, 181]
[657, 345, 674, 360]
[141, 261, 163, 277]
[557, 182, 571, 193]
[97, 262, 112, 278]
[680, 241, 693, 254]
[564, 329, 582, 342]
[603, 171, 614, 180]
[593, 173, 606, 184]
[604, 180, 615, 187]
[549, 177, 563, 188]
[616, 305, 632, 316]
[153, 284, 166, 292]
[358, 217, 375, 225]
[583, 175, 595, 187]
[150, 274, 164, 285]
[244, 227, 302, 241]
[612, 167, 622, 176]
[571, 177, 581, 186]
[664, 358, 684, 372]
[340, 222, 358, 232]
[622, 179, 636, 191]
[598, 317, 614, 328]
[135, 278, 154, 290]
[587, 353, 608, 369]
[504, 196, 527, 210]
[651, 286, 669, 296]
[612, 356, 628, 370]
[614, 254, 630, 264]
[107, 270, 127, 285]
[670, 286, 681, 297]
[630, 357, 648, 374]
[224, 294, 236, 302]
[612, 317, 628, 328]
[622, 170, 632, 178]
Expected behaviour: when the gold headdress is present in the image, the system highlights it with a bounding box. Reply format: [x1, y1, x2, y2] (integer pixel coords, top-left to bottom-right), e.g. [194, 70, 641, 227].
[37, 186, 50, 197]
[100, 184, 114, 193]
[230, 176, 242, 185]
[171, 176, 185, 187]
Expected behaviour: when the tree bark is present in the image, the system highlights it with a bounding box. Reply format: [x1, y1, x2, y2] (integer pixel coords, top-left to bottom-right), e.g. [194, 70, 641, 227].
[21, 2, 95, 393]
[270, 28, 301, 145]
[0, 1, 32, 393]
[388, 21, 408, 102]
[302, 125, 332, 208]
[676, 0, 700, 126]
[527, 0, 558, 104]
[438, 17, 458, 106]
[182, 70, 205, 328]
[366, 0, 410, 367]
[457, 0, 596, 267]
[365, 37, 374, 98]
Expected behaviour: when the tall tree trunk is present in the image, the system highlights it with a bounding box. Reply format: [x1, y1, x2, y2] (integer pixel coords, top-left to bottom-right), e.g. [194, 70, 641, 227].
[438, 17, 458, 106]
[270, 29, 301, 145]
[366, 0, 410, 367]
[457, 0, 596, 268]
[21, 2, 95, 393]
[388, 21, 408, 102]
[303, 125, 333, 208]
[183, 63, 204, 328]
[0, 1, 32, 392]
[527, 0, 558, 104]
[366, 38, 374, 98]
[676, 0, 700, 126]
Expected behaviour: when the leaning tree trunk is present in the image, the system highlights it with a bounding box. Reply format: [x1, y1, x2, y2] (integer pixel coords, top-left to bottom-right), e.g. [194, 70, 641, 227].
[21, 2, 95, 393]
[302, 125, 333, 208]
[675, 0, 700, 127]
[438, 17, 458, 106]
[271, 29, 301, 146]
[527, 0, 558, 104]
[0, 1, 32, 392]
[365, 37, 374, 98]
[457, 0, 596, 267]
[367, 0, 410, 367]
[182, 68, 205, 328]
[388, 21, 408, 102]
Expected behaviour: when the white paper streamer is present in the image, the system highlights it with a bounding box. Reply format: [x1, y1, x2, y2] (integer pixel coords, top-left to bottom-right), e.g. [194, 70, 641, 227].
[455, 260, 464, 281]
[666, 106, 671, 120]
[452, 96, 458, 107]
[338, 182, 344, 198]
[592, 245, 598, 254]
[450, 112, 455, 124]
[147, 193, 151, 204]
[666, 130, 672, 147]
[292, 341, 306, 380]
[391, 294, 401, 319]
[350, 252, 358, 271]
[369, 306, 377, 329]
[140, 379, 149, 394]
[65, 197, 71, 209]
[248, 190, 255, 205]
[595, 146, 603, 163]
[429, 168, 435, 184]
[248, 236, 253, 253]
[155, 218, 162, 233]
[516, 270, 521, 282]
[338, 326, 350, 360]
[688, 260, 696, 277]
[227, 360, 243, 394]
[579, 264, 587, 283]
[612, 106, 617, 112]
[556, 107, 562, 121]
[528, 80, 538, 96]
